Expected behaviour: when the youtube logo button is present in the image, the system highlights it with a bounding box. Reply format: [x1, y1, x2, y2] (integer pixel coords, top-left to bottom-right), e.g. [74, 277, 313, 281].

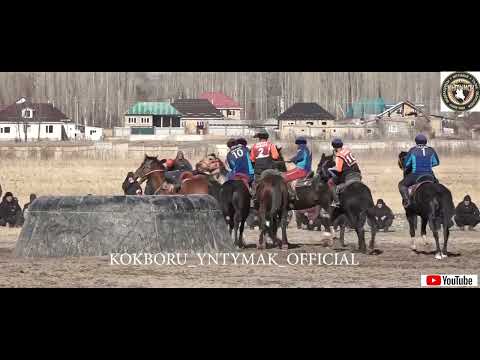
[426, 275, 441, 286]
[421, 274, 478, 287]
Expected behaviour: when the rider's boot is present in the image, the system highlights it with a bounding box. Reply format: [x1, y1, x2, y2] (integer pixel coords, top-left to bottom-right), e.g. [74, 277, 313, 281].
[330, 186, 340, 208]
[399, 186, 410, 208]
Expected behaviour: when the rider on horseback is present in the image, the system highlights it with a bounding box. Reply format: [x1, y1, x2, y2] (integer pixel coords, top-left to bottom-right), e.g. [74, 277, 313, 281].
[398, 133, 440, 208]
[250, 129, 280, 180]
[329, 138, 362, 208]
[283, 136, 312, 200]
[226, 138, 254, 190]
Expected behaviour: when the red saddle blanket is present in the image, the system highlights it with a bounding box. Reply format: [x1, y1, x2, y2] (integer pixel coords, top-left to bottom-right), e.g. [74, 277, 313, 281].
[232, 174, 250, 191]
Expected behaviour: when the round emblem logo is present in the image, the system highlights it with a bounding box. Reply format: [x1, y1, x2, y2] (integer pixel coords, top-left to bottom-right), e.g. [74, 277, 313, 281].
[441, 72, 480, 111]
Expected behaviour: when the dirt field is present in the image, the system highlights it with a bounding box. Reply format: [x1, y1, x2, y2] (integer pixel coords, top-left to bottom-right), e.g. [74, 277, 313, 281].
[0, 154, 479, 288]
[1, 220, 479, 288]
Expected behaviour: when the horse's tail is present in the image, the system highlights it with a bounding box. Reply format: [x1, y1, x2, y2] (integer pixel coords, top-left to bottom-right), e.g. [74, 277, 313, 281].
[437, 186, 455, 228]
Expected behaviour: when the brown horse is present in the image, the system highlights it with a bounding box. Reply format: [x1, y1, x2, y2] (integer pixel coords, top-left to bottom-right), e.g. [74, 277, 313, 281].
[255, 170, 290, 250]
[134, 155, 209, 195]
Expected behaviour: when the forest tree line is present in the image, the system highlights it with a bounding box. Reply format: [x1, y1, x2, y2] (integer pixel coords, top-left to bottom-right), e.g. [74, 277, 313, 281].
[0, 72, 444, 128]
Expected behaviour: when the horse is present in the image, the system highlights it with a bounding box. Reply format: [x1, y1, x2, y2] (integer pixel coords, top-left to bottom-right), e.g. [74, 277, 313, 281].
[317, 153, 378, 254]
[219, 178, 251, 248]
[398, 151, 455, 259]
[134, 155, 209, 195]
[262, 148, 333, 233]
[255, 170, 290, 250]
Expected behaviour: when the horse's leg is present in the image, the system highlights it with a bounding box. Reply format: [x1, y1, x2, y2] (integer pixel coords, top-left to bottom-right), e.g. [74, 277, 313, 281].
[407, 214, 417, 250]
[238, 219, 246, 248]
[367, 213, 377, 252]
[355, 225, 367, 253]
[257, 215, 266, 250]
[420, 216, 429, 247]
[233, 211, 241, 248]
[442, 222, 449, 258]
[281, 211, 289, 250]
[428, 215, 442, 260]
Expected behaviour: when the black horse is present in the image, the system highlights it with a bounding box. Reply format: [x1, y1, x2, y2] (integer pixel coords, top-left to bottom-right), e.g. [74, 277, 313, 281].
[317, 153, 378, 254]
[398, 152, 455, 259]
[219, 179, 251, 248]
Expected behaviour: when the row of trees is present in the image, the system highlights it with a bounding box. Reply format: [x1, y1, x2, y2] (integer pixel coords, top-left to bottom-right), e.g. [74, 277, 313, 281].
[0, 72, 443, 128]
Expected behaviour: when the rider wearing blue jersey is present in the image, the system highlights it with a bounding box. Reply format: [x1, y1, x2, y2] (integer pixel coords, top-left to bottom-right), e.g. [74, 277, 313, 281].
[398, 134, 440, 207]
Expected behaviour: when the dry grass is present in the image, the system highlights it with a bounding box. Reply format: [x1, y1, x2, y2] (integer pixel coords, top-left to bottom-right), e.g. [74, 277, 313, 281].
[0, 154, 478, 213]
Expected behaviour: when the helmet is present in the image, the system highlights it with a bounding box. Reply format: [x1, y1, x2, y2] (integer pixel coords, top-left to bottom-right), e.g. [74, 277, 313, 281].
[331, 138, 343, 149]
[295, 136, 307, 145]
[236, 138, 247, 147]
[166, 159, 175, 169]
[253, 129, 269, 139]
[415, 133, 427, 145]
[227, 138, 237, 148]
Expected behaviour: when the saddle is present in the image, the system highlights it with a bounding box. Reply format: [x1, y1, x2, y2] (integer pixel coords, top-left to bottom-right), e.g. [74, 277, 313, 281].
[231, 174, 250, 192]
[407, 180, 434, 198]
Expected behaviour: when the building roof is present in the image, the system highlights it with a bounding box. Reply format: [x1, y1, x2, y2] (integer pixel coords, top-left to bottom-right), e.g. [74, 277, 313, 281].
[171, 99, 224, 119]
[126, 102, 181, 116]
[198, 92, 242, 109]
[377, 100, 430, 122]
[0, 100, 70, 122]
[278, 102, 335, 121]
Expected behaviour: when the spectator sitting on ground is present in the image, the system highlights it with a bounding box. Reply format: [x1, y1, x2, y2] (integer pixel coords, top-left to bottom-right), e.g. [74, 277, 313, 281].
[367, 199, 395, 232]
[454, 195, 480, 231]
[23, 193, 37, 215]
[0, 192, 24, 228]
[122, 172, 143, 195]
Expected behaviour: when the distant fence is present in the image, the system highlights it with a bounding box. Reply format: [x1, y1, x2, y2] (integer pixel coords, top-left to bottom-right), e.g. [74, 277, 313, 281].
[1, 139, 480, 161]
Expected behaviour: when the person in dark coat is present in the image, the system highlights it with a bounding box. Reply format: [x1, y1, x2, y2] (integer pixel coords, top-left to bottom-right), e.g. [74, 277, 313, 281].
[23, 193, 37, 215]
[122, 172, 143, 195]
[367, 199, 395, 232]
[172, 151, 193, 172]
[0, 192, 24, 227]
[454, 195, 480, 230]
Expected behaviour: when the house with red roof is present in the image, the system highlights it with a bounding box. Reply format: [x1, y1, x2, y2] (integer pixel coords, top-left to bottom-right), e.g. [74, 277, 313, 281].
[199, 92, 243, 120]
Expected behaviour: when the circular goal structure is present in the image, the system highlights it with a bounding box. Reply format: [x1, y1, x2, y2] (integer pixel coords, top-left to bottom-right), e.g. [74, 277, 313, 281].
[15, 195, 234, 257]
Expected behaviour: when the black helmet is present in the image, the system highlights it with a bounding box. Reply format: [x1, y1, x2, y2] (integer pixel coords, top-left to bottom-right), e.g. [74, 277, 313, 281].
[253, 129, 269, 139]
[331, 138, 343, 149]
[227, 138, 237, 148]
[295, 136, 307, 145]
[236, 138, 247, 147]
[415, 133, 427, 145]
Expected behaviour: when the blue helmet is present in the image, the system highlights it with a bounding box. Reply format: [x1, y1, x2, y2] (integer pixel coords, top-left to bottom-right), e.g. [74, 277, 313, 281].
[331, 138, 343, 149]
[415, 133, 427, 145]
[295, 136, 307, 145]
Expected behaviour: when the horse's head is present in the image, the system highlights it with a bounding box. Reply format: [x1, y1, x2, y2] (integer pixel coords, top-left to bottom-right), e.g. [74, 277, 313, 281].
[398, 151, 408, 171]
[272, 146, 287, 172]
[317, 153, 335, 181]
[134, 154, 167, 183]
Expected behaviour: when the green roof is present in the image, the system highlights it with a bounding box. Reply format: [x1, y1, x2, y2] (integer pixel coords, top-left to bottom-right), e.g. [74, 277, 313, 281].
[126, 102, 182, 116]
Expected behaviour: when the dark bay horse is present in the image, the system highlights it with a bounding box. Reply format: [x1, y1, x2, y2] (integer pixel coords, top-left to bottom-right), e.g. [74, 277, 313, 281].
[266, 148, 333, 233]
[398, 152, 455, 259]
[219, 179, 251, 248]
[134, 155, 209, 195]
[255, 170, 290, 250]
[318, 154, 378, 254]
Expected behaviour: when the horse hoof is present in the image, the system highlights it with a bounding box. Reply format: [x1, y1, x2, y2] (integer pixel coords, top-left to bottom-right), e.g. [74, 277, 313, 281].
[442, 253, 448, 258]
[435, 253, 443, 260]
[410, 245, 417, 251]
[281, 244, 289, 251]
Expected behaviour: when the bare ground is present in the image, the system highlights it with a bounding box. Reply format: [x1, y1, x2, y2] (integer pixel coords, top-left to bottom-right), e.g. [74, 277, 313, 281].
[1, 219, 479, 288]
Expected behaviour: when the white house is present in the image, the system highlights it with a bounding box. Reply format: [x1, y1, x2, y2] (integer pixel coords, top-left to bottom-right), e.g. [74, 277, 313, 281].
[0, 98, 75, 141]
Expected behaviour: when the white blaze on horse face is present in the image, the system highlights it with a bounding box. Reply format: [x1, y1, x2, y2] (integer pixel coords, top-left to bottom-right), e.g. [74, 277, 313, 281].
[265, 220, 270, 227]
